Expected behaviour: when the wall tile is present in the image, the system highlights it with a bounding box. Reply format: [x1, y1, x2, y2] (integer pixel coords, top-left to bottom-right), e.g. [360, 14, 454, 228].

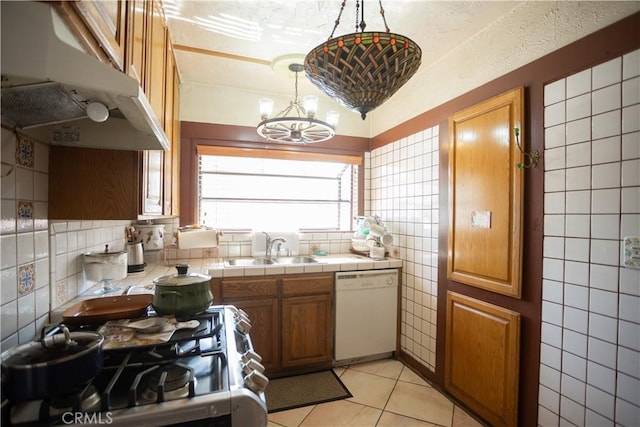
[622, 76, 639, 107]
[566, 119, 591, 145]
[617, 346, 640, 378]
[590, 288, 620, 317]
[590, 238, 621, 266]
[590, 214, 620, 240]
[565, 283, 589, 310]
[618, 294, 640, 323]
[591, 188, 620, 214]
[592, 109, 621, 140]
[561, 373, 586, 404]
[560, 394, 585, 426]
[543, 278, 564, 303]
[565, 214, 590, 238]
[563, 306, 588, 333]
[621, 213, 640, 236]
[622, 104, 640, 133]
[545, 79, 566, 106]
[618, 320, 639, 351]
[592, 136, 621, 164]
[567, 93, 591, 121]
[545, 101, 566, 127]
[1, 267, 17, 303]
[622, 132, 640, 161]
[622, 49, 640, 80]
[589, 312, 618, 344]
[566, 191, 591, 214]
[589, 264, 619, 292]
[1, 235, 16, 269]
[622, 159, 640, 187]
[541, 321, 563, 348]
[588, 336, 618, 367]
[545, 124, 566, 149]
[592, 162, 621, 188]
[563, 351, 587, 381]
[563, 329, 587, 357]
[544, 146, 566, 170]
[592, 83, 621, 115]
[592, 57, 622, 90]
[586, 385, 616, 420]
[561, 238, 589, 262]
[621, 187, 640, 213]
[565, 165, 591, 190]
[616, 397, 640, 427]
[567, 69, 592, 98]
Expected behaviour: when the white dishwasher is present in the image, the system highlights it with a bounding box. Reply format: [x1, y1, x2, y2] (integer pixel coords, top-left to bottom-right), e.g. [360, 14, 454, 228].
[334, 269, 399, 364]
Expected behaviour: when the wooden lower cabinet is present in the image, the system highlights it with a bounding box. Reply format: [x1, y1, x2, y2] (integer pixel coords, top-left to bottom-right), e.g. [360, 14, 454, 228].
[214, 272, 334, 376]
[281, 274, 333, 369]
[445, 291, 520, 427]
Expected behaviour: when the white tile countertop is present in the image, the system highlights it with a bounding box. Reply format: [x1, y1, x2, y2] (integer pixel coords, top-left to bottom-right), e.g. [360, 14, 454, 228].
[50, 254, 402, 323]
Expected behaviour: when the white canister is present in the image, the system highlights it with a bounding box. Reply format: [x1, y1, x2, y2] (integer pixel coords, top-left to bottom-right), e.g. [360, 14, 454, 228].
[369, 246, 385, 260]
[134, 224, 165, 251]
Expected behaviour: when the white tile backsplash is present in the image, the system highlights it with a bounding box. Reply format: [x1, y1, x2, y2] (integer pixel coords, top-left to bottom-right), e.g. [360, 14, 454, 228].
[542, 49, 640, 425]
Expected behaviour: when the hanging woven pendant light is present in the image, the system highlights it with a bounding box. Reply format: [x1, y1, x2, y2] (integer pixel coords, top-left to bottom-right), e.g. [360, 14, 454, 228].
[304, 0, 422, 120]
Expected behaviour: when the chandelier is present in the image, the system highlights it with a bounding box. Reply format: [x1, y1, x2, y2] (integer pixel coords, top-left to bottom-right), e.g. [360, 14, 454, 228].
[304, 0, 422, 120]
[257, 59, 339, 144]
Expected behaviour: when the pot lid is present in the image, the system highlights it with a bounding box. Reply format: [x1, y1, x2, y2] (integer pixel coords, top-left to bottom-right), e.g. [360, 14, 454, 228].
[154, 264, 211, 286]
[1, 327, 103, 368]
[84, 244, 126, 257]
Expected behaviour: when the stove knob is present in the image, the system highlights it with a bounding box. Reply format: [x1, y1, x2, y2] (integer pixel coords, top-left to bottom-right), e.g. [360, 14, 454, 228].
[244, 370, 269, 393]
[242, 358, 266, 374]
[236, 317, 252, 334]
[242, 350, 263, 363]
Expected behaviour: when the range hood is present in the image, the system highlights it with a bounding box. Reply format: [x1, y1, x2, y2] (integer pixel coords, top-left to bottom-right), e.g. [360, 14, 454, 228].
[0, 1, 169, 151]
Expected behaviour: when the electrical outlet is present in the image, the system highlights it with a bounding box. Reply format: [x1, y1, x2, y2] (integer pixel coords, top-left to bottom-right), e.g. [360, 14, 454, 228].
[623, 237, 640, 269]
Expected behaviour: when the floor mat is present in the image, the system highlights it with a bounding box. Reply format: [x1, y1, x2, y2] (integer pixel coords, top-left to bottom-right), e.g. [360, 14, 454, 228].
[265, 370, 352, 413]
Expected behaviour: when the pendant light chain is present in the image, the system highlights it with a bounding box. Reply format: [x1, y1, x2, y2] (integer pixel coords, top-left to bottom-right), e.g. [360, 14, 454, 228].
[378, 0, 390, 32]
[329, 0, 347, 39]
[357, 0, 366, 32]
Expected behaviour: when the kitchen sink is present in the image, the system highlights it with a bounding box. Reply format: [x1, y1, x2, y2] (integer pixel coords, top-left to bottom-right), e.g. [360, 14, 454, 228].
[224, 256, 319, 266]
[272, 256, 318, 264]
[224, 257, 274, 266]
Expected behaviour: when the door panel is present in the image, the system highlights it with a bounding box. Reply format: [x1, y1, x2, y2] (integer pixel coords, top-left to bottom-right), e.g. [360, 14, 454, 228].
[445, 291, 520, 427]
[447, 87, 524, 297]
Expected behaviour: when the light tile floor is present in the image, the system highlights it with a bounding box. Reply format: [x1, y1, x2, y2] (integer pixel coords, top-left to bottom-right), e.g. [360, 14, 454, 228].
[267, 359, 486, 427]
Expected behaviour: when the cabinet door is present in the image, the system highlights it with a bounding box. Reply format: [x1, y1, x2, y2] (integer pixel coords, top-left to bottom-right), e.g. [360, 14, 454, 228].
[225, 298, 280, 372]
[445, 291, 520, 427]
[71, 0, 126, 70]
[125, 0, 148, 83]
[146, 0, 167, 125]
[49, 146, 139, 220]
[282, 294, 333, 368]
[141, 150, 164, 215]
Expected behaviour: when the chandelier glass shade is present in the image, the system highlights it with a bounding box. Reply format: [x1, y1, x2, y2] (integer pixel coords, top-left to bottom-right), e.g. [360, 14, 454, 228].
[257, 63, 339, 144]
[304, 1, 422, 120]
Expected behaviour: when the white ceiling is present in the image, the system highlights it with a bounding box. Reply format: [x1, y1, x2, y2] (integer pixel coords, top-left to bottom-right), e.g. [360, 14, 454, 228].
[162, 1, 640, 137]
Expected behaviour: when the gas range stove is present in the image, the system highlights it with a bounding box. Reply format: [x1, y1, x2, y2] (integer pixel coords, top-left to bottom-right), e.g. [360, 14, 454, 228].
[1, 306, 268, 427]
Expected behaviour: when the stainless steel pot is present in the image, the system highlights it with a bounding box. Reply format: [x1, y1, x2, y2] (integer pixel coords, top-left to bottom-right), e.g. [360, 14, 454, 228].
[1, 325, 104, 401]
[152, 264, 213, 318]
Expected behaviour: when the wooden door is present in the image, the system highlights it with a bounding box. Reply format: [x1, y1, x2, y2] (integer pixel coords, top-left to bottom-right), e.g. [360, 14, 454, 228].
[447, 87, 524, 297]
[445, 87, 524, 426]
[445, 292, 520, 427]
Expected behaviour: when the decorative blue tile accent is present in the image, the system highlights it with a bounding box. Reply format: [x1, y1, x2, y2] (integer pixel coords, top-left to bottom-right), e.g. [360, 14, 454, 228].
[18, 263, 35, 296]
[16, 135, 34, 168]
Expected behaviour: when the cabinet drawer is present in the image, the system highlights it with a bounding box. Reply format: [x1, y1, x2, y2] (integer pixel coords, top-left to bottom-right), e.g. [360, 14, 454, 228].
[222, 278, 278, 299]
[282, 274, 333, 296]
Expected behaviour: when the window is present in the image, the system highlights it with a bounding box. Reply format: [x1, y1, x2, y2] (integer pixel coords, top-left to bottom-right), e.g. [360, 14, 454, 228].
[197, 148, 360, 231]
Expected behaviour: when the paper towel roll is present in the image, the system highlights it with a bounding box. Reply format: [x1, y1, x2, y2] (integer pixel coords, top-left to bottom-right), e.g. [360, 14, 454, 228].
[177, 229, 221, 249]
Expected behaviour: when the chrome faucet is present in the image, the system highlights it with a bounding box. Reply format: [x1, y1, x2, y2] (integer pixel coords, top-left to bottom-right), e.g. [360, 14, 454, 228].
[263, 232, 287, 258]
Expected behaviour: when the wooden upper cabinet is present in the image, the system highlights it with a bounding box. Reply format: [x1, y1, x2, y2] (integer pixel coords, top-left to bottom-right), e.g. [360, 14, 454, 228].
[125, 0, 148, 84]
[146, 0, 168, 126]
[447, 87, 525, 297]
[70, 0, 127, 71]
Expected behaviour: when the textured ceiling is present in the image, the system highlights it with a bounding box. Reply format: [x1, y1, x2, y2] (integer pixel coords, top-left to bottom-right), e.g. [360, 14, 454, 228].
[163, 1, 640, 137]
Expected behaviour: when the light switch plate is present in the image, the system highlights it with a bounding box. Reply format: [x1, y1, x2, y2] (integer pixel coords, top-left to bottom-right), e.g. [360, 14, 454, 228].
[623, 236, 640, 269]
